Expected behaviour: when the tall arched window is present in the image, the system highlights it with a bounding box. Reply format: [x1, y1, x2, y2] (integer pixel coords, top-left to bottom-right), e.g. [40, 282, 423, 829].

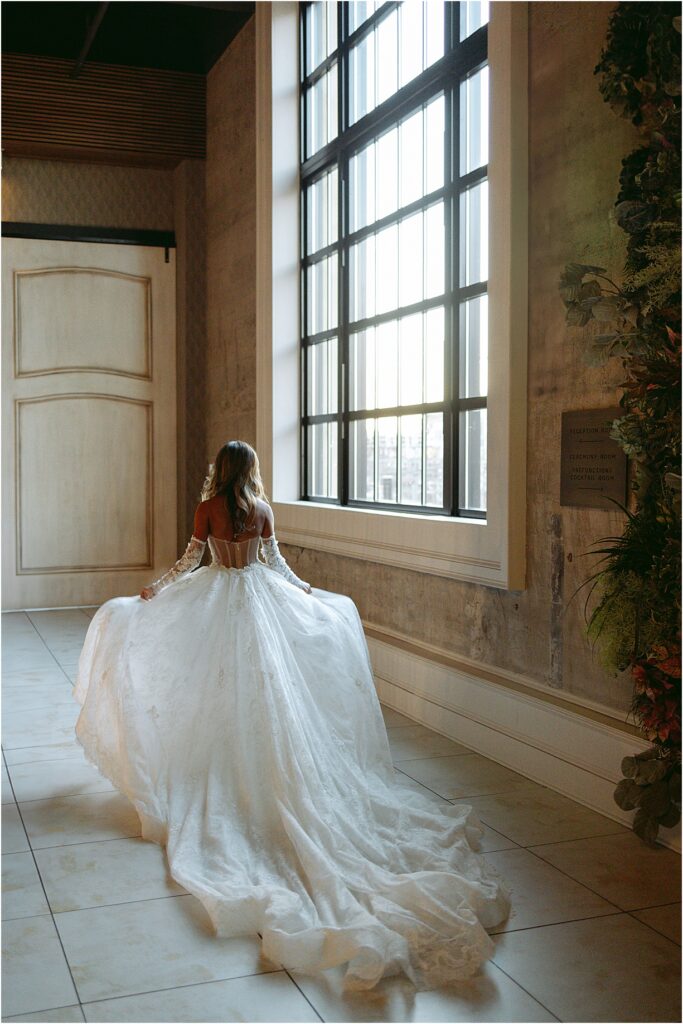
[300, 1, 489, 517]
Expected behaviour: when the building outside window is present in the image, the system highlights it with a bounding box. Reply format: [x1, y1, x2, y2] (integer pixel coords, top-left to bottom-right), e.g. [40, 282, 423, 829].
[300, 0, 489, 518]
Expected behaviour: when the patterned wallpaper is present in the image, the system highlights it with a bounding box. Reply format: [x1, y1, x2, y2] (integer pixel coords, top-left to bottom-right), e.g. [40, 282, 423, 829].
[2, 157, 175, 230]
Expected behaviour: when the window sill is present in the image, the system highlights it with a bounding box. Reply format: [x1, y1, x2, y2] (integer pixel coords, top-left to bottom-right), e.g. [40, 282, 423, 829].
[272, 498, 515, 588]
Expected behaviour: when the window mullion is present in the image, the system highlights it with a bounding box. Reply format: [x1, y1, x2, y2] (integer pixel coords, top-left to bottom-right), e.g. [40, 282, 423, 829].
[339, 0, 348, 506]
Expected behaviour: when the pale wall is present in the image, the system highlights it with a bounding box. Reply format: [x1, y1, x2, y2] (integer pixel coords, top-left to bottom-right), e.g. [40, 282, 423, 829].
[200, 4, 639, 713]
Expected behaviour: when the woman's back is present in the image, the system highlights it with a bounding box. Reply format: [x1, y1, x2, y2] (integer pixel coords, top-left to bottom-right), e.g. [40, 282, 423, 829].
[199, 494, 272, 569]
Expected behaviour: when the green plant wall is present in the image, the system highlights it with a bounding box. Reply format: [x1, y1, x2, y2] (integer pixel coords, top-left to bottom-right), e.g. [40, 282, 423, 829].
[560, 2, 681, 844]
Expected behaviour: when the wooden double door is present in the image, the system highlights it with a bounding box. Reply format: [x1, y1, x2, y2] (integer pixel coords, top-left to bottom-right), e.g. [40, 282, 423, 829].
[2, 236, 177, 610]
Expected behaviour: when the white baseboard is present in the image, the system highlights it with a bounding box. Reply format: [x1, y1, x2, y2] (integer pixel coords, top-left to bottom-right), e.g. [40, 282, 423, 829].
[367, 633, 681, 854]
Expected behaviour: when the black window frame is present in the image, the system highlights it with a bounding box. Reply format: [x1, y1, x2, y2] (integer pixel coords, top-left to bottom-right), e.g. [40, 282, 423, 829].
[300, 0, 488, 519]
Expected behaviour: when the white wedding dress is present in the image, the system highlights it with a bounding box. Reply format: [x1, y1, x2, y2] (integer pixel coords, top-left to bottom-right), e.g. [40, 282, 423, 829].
[74, 531, 510, 992]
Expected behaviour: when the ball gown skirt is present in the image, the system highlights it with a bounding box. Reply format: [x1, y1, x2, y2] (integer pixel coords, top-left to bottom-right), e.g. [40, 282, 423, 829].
[74, 553, 511, 992]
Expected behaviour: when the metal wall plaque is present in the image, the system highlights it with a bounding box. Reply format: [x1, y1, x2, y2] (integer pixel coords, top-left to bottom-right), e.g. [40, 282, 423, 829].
[560, 407, 628, 509]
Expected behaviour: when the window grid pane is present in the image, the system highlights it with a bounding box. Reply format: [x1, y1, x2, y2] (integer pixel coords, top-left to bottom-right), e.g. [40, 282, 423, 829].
[300, 1, 488, 516]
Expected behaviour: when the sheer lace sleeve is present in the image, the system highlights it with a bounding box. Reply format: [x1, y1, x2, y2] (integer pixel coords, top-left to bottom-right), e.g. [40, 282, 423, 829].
[260, 536, 311, 592]
[147, 536, 207, 597]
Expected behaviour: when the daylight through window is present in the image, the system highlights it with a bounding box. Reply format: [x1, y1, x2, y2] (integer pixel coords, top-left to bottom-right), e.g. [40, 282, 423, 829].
[300, 0, 489, 516]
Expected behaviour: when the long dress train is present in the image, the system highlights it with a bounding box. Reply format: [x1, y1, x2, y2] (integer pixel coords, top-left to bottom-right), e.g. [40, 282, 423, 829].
[74, 533, 510, 992]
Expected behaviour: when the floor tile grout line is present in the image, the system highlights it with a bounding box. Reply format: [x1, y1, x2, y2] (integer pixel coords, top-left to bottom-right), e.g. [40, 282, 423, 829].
[22, 612, 82, 687]
[489, 959, 562, 1022]
[75, 965, 285, 1013]
[490, 908, 625, 936]
[518, 827, 631, 849]
[12, 788, 116, 806]
[625, 907, 681, 946]
[278, 968, 325, 1022]
[523, 845, 638, 914]
[8, 800, 86, 1017]
[20, 832, 143, 853]
[52, 891, 190, 917]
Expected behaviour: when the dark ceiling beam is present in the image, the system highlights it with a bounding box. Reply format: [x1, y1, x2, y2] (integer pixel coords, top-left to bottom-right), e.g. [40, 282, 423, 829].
[179, 2, 254, 11]
[69, 2, 109, 79]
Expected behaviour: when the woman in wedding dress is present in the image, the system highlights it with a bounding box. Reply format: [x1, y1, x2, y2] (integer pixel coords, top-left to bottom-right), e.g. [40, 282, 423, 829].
[74, 440, 510, 992]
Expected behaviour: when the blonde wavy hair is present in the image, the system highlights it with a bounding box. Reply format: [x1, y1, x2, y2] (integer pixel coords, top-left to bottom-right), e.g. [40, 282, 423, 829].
[200, 441, 267, 537]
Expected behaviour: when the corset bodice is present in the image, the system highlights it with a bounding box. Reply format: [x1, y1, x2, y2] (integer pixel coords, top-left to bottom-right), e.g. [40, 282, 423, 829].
[208, 534, 261, 569]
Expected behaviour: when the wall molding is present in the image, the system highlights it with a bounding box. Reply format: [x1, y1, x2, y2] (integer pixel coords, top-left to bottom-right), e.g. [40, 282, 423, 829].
[366, 627, 681, 853]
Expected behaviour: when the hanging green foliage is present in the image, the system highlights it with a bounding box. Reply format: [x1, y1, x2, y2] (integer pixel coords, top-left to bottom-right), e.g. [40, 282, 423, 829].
[560, 2, 681, 844]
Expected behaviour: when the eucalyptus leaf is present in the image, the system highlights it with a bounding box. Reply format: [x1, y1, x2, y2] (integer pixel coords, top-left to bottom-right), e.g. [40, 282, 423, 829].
[633, 808, 659, 846]
[634, 758, 669, 784]
[658, 804, 681, 828]
[614, 778, 643, 810]
[639, 780, 670, 817]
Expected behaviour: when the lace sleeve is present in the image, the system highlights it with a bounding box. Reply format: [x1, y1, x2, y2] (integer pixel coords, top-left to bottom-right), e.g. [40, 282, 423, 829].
[260, 536, 311, 592]
[147, 536, 206, 597]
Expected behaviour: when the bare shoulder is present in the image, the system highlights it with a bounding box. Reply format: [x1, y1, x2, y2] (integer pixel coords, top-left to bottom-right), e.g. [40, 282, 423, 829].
[257, 498, 274, 535]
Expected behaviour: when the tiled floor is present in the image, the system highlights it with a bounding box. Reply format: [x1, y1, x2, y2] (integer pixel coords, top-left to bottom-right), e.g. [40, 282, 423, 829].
[2, 608, 681, 1024]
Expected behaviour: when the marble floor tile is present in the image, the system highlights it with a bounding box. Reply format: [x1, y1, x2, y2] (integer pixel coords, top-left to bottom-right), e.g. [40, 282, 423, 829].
[2, 650, 59, 674]
[55, 894, 278, 1002]
[4, 1007, 84, 1023]
[484, 848, 618, 933]
[632, 903, 681, 945]
[1, 915, 79, 1018]
[2, 612, 37, 635]
[2, 852, 51, 920]
[395, 753, 533, 800]
[4, 739, 85, 766]
[35, 836, 184, 912]
[380, 705, 417, 728]
[2, 705, 80, 750]
[3, 684, 75, 715]
[529, 831, 682, 910]
[9, 757, 113, 803]
[2, 637, 52, 659]
[82, 971, 321, 1023]
[3, 762, 15, 803]
[20, 791, 141, 849]
[388, 725, 470, 762]
[393, 768, 451, 805]
[492, 913, 681, 1023]
[3, 804, 30, 853]
[450, 784, 628, 847]
[27, 610, 91, 634]
[2, 666, 73, 689]
[290, 959, 556, 1023]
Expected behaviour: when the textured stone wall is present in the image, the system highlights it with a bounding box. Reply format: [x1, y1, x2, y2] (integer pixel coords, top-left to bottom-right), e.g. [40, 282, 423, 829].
[203, 4, 639, 713]
[205, 17, 258, 466]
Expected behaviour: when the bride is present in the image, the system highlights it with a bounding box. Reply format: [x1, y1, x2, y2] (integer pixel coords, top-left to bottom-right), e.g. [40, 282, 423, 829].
[74, 439, 510, 992]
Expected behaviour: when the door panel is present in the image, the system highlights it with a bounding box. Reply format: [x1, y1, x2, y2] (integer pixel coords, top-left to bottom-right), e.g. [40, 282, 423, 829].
[2, 237, 176, 610]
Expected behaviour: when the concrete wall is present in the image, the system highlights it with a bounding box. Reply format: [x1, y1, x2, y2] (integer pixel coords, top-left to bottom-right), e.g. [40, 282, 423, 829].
[199, 3, 639, 713]
[205, 17, 258, 465]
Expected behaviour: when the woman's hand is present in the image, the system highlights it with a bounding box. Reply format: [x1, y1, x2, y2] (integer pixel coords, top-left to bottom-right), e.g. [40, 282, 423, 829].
[140, 587, 155, 601]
